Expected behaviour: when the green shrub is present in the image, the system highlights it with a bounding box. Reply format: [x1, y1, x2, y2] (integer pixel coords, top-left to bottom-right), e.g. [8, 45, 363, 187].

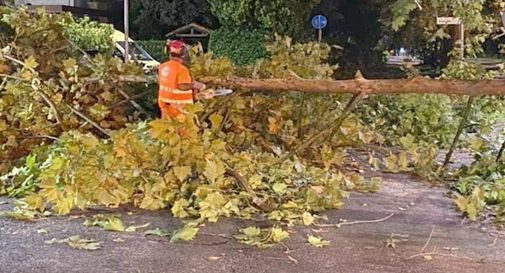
[137, 40, 167, 62]
[0, 7, 14, 45]
[209, 28, 268, 66]
[62, 17, 114, 54]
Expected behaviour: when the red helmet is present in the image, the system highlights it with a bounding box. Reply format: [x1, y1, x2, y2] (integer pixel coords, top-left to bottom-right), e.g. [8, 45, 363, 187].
[166, 40, 187, 57]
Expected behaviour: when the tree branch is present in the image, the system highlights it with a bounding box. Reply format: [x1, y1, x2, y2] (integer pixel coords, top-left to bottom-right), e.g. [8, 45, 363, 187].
[274, 92, 364, 165]
[497, 140, 505, 162]
[117, 89, 153, 118]
[313, 213, 394, 228]
[109, 89, 154, 108]
[440, 96, 476, 173]
[66, 105, 111, 138]
[200, 76, 505, 96]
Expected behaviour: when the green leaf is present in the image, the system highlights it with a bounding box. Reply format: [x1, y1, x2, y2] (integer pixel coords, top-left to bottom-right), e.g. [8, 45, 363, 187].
[203, 160, 226, 184]
[386, 234, 398, 248]
[384, 153, 398, 173]
[270, 227, 289, 243]
[242, 226, 261, 237]
[308, 235, 330, 248]
[46, 236, 101, 251]
[199, 192, 226, 222]
[62, 58, 77, 74]
[67, 236, 101, 251]
[102, 217, 125, 232]
[302, 212, 314, 226]
[173, 166, 192, 182]
[209, 113, 223, 131]
[398, 151, 409, 171]
[85, 215, 125, 232]
[171, 199, 190, 218]
[24, 56, 38, 70]
[399, 134, 415, 149]
[272, 183, 287, 194]
[468, 137, 485, 151]
[171, 225, 199, 242]
[1, 207, 38, 221]
[144, 228, 170, 237]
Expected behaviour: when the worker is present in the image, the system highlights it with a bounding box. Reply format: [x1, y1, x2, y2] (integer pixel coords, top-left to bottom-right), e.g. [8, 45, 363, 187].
[157, 40, 209, 120]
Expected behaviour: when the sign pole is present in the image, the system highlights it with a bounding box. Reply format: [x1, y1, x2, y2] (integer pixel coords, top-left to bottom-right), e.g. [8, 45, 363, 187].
[124, 0, 129, 63]
[312, 15, 327, 43]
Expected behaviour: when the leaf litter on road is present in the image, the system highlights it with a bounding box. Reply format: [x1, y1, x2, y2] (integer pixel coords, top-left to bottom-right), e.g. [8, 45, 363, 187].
[45, 235, 101, 251]
[83, 214, 150, 232]
[308, 235, 330, 248]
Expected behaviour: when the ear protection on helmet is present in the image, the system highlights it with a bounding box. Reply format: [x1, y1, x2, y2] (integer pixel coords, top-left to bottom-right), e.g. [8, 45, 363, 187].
[165, 40, 187, 57]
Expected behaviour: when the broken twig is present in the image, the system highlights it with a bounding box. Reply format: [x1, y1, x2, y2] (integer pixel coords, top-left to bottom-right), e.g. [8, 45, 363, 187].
[66, 105, 111, 138]
[406, 252, 478, 262]
[421, 226, 435, 253]
[313, 212, 394, 228]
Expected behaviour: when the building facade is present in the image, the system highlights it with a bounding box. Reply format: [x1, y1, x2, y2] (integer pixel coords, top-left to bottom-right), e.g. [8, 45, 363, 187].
[13, 0, 123, 26]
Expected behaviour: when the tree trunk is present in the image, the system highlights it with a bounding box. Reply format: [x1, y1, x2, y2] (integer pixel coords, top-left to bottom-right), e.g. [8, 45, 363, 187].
[200, 75, 505, 97]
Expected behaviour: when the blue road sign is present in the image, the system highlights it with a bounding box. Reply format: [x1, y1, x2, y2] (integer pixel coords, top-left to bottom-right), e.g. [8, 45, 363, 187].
[312, 15, 327, 30]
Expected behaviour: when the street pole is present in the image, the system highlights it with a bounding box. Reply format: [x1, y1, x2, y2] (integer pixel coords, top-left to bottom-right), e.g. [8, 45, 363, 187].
[124, 0, 129, 63]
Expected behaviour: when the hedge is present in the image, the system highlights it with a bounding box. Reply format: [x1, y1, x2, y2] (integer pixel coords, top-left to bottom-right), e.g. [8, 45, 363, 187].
[137, 40, 167, 62]
[209, 28, 268, 66]
[63, 17, 114, 54]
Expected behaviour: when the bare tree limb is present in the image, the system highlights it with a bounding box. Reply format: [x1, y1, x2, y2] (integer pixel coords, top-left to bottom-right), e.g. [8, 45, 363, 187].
[314, 213, 395, 228]
[200, 76, 505, 96]
[440, 96, 476, 173]
[274, 92, 364, 165]
[35, 89, 66, 130]
[497, 140, 505, 162]
[66, 105, 111, 138]
[117, 89, 153, 118]
[109, 89, 154, 108]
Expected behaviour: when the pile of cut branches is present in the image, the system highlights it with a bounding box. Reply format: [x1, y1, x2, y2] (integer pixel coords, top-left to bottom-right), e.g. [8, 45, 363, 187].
[0, 7, 147, 175]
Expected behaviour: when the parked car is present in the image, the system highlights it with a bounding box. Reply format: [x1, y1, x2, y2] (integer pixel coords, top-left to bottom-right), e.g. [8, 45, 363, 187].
[385, 48, 423, 66]
[112, 30, 160, 73]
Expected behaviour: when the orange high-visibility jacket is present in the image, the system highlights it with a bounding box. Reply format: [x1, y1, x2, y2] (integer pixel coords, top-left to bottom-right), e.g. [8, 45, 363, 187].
[157, 60, 194, 117]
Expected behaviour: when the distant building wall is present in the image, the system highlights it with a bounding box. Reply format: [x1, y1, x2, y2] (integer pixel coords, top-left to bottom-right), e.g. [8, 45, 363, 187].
[12, 0, 123, 29]
[15, 1, 76, 6]
[14, 1, 108, 10]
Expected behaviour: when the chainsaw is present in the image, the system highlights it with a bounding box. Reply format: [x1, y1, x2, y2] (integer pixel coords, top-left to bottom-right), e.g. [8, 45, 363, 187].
[196, 88, 234, 100]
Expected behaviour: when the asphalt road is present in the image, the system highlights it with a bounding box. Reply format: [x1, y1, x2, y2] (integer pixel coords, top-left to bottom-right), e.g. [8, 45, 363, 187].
[1, 170, 504, 273]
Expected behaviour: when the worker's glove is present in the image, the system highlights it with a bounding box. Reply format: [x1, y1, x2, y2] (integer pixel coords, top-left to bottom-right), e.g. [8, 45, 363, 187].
[193, 82, 206, 91]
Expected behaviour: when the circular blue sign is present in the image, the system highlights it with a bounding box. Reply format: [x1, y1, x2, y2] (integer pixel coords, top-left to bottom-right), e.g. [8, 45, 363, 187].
[312, 15, 327, 30]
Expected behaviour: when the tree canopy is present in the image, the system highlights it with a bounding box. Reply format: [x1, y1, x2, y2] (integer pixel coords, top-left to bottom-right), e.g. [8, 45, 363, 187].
[389, 0, 505, 57]
[203, 0, 320, 38]
[130, 0, 218, 39]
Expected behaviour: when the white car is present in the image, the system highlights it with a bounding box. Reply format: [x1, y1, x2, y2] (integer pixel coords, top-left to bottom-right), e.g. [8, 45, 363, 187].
[112, 30, 160, 73]
[386, 48, 423, 66]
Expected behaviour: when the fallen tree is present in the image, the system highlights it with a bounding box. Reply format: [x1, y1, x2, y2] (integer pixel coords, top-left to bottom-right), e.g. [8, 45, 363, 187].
[199, 73, 505, 96]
